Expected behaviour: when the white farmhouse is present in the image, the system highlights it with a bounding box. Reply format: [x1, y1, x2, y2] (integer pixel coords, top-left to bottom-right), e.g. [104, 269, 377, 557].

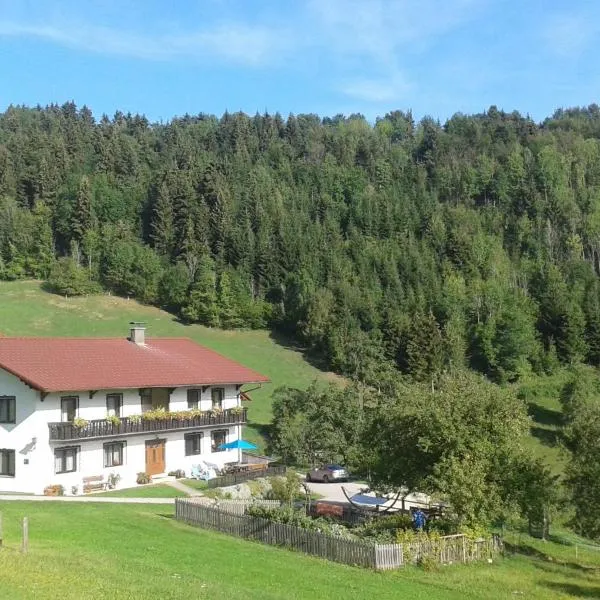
[0, 325, 268, 494]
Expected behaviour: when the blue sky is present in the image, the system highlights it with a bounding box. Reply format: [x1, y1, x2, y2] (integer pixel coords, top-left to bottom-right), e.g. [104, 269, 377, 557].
[0, 0, 598, 123]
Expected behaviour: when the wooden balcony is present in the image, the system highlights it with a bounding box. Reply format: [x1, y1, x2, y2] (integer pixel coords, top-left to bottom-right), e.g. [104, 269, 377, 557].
[48, 408, 248, 442]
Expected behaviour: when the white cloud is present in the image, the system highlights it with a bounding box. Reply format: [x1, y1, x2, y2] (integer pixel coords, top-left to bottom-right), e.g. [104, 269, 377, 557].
[542, 13, 600, 58]
[0, 20, 289, 67]
[306, 0, 484, 103]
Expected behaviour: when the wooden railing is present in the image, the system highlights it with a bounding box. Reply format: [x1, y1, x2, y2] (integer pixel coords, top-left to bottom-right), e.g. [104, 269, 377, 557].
[48, 408, 247, 441]
[206, 465, 287, 489]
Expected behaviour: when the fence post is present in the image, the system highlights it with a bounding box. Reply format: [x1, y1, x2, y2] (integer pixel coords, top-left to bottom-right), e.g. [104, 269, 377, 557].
[21, 517, 28, 553]
[462, 535, 466, 563]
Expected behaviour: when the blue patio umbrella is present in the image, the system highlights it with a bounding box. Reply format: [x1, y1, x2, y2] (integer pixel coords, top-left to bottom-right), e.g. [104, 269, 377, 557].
[218, 439, 258, 451]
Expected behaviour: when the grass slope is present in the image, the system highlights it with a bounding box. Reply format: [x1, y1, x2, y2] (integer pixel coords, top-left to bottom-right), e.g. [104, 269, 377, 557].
[1, 502, 600, 599]
[0, 281, 340, 448]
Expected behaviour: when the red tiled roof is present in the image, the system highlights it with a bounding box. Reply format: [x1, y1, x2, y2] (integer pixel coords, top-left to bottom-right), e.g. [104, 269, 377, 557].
[0, 337, 269, 392]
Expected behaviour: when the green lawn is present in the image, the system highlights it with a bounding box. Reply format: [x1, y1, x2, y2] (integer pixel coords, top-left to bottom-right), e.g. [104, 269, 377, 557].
[0, 280, 340, 450]
[182, 479, 209, 491]
[1, 501, 600, 599]
[95, 483, 187, 498]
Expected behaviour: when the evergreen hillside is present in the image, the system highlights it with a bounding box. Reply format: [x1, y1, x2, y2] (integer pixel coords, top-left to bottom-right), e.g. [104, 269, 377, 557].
[2, 103, 600, 385]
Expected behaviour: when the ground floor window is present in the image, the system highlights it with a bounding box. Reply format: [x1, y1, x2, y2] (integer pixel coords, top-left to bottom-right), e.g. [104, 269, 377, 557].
[211, 429, 227, 452]
[54, 446, 78, 474]
[104, 442, 126, 467]
[0, 449, 15, 477]
[185, 432, 204, 456]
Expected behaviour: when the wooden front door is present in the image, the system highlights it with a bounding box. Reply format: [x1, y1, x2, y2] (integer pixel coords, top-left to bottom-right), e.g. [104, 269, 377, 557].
[145, 439, 166, 476]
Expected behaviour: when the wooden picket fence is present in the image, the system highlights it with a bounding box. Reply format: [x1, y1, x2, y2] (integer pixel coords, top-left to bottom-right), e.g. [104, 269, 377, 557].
[206, 465, 287, 489]
[175, 499, 502, 570]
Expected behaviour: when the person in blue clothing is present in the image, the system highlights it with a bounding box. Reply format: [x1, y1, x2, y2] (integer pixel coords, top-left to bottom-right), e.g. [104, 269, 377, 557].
[412, 508, 427, 531]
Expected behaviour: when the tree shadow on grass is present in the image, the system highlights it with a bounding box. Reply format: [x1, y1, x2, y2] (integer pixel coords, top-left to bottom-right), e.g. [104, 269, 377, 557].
[268, 329, 334, 375]
[530, 426, 561, 447]
[527, 402, 563, 428]
[506, 541, 600, 575]
[542, 582, 600, 598]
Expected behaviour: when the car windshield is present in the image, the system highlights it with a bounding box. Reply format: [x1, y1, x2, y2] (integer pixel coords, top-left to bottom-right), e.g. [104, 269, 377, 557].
[326, 465, 344, 470]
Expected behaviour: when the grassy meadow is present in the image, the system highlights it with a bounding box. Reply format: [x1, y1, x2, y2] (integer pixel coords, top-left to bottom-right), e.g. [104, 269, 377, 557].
[0, 280, 340, 449]
[1, 501, 600, 600]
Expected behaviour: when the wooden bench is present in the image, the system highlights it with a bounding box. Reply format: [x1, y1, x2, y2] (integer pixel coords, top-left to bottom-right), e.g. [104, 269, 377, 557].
[82, 475, 107, 493]
[244, 463, 268, 473]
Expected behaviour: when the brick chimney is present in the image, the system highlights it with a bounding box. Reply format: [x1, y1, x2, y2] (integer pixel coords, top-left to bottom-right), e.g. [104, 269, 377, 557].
[129, 322, 146, 345]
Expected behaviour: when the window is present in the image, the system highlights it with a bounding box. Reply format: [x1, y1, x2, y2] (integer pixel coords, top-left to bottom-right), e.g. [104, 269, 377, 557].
[211, 387, 224, 410]
[61, 396, 78, 422]
[211, 429, 227, 452]
[54, 447, 78, 474]
[0, 449, 15, 477]
[106, 394, 122, 418]
[187, 389, 201, 410]
[0, 396, 16, 424]
[104, 442, 125, 467]
[185, 433, 204, 456]
[140, 389, 152, 413]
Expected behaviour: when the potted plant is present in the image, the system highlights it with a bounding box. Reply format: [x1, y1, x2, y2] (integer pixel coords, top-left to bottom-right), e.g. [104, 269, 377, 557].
[73, 417, 88, 429]
[106, 414, 121, 426]
[44, 484, 65, 496]
[136, 472, 152, 485]
[107, 472, 121, 489]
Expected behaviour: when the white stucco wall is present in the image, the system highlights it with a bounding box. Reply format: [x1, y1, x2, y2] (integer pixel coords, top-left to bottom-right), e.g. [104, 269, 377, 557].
[0, 369, 51, 494]
[0, 372, 244, 494]
[50, 426, 239, 492]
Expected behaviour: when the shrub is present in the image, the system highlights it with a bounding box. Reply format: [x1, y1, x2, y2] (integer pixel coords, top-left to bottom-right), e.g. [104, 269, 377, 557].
[46, 257, 101, 297]
[136, 472, 152, 484]
[267, 471, 299, 506]
[168, 469, 186, 478]
[246, 506, 344, 536]
[427, 517, 459, 536]
[418, 554, 439, 572]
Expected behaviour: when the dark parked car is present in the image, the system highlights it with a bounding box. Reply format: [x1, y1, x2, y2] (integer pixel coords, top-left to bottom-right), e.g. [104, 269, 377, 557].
[306, 464, 349, 483]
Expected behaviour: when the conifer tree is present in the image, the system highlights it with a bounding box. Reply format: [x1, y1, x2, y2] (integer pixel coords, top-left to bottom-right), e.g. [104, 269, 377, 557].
[71, 175, 92, 243]
[151, 180, 175, 257]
